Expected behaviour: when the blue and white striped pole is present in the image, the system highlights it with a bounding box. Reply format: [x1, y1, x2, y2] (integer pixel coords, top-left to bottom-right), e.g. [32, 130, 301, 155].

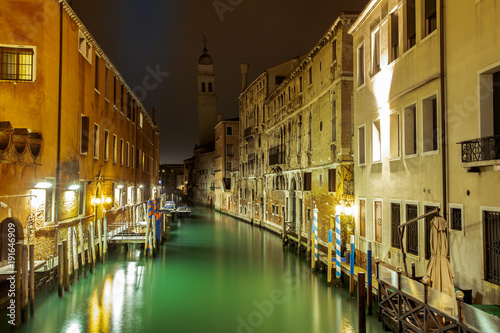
[350, 234, 355, 297]
[328, 229, 333, 284]
[367, 241, 373, 314]
[311, 206, 318, 269]
[335, 213, 341, 286]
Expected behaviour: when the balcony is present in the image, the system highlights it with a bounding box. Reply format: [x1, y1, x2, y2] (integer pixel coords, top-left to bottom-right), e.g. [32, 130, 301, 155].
[244, 126, 256, 140]
[460, 136, 500, 168]
[268, 146, 285, 166]
[248, 152, 255, 163]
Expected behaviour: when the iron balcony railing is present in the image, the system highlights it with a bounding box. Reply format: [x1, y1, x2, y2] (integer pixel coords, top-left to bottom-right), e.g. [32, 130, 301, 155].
[248, 152, 255, 163]
[244, 126, 255, 140]
[460, 135, 500, 164]
[268, 146, 285, 166]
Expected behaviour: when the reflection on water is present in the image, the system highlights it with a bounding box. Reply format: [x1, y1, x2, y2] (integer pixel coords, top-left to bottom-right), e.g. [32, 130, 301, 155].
[1, 207, 383, 333]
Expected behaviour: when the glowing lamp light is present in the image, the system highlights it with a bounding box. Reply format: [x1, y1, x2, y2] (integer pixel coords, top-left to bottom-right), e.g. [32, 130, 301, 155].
[95, 198, 102, 204]
[139, 185, 144, 188]
[105, 197, 112, 204]
[91, 197, 95, 205]
[117, 185, 124, 189]
[34, 182, 52, 189]
[344, 206, 354, 216]
[68, 184, 80, 190]
[335, 205, 344, 214]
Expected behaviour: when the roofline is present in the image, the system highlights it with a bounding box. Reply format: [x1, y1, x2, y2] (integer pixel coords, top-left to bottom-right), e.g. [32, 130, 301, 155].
[348, 0, 379, 35]
[266, 13, 358, 103]
[59, 0, 157, 129]
[238, 71, 268, 99]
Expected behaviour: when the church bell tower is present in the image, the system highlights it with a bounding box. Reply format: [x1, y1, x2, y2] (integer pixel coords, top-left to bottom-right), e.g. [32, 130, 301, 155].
[197, 36, 217, 146]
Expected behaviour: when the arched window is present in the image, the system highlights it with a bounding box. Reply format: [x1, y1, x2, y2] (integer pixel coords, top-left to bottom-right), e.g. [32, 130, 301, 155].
[208, 82, 213, 92]
[201, 82, 206, 92]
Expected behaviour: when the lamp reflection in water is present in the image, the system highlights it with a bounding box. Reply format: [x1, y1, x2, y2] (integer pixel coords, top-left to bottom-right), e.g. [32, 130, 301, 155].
[88, 277, 112, 333]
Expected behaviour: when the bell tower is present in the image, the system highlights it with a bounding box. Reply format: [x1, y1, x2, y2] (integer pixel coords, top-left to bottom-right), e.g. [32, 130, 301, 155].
[197, 36, 217, 145]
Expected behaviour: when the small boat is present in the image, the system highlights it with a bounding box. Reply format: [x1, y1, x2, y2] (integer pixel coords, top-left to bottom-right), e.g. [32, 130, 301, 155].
[176, 207, 191, 218]
[160, 201, 176, 214]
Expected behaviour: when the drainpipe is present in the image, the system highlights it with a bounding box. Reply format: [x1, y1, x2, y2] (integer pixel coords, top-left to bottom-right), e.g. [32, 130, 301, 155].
[440, 0, 448, 221]
[55, 2, 63, 225]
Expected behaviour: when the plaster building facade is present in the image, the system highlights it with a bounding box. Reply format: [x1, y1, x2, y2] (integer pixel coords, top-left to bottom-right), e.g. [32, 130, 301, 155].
[159, 164, 184, 204]
[213, 115, 239, 212]
[350, 0, 500, 304]
[236, 13, 358, 252]
[193, 144, 215, 206]
[0, 0, 160, 266]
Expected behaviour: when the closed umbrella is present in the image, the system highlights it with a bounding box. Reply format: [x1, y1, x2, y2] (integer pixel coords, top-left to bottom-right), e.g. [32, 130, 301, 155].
[426, 216, 455, 297]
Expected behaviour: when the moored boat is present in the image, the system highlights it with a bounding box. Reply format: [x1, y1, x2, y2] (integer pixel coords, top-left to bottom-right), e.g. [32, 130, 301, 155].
[176, 207, 191, 218]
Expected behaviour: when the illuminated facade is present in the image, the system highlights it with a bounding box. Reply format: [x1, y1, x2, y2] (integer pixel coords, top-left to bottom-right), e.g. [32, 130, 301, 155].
[213, 116, 239, 212]
[350, 0, 500, 304]
[236, 13, 357, 251]
[0, 0, 160, 264]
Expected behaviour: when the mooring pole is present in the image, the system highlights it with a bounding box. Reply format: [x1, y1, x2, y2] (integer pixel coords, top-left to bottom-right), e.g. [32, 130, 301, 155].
[358, 272, 366, 333]
[349, 235, 355, 298]
[21, 245, 28, 322]
[335, 214, 342, 286]
[328, 229, 333, 284]
[87, 229, 93, 274]
[29, 244, 35, 317]
[367, 241, 373, 315]
[62, 240, 69, 292]
[58, 243, 63, 297]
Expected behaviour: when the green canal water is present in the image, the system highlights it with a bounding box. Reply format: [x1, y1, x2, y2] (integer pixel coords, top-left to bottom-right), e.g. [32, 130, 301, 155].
[2, 207, 384, 332]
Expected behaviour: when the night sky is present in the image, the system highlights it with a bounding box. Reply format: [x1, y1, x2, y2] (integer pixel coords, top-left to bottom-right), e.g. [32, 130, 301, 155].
[72, 0, 368, 164]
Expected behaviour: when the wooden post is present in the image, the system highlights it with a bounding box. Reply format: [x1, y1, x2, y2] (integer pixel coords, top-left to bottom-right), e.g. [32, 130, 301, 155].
[21, 245, 28, 322]
[311, 230, 316, 270]
[78, 222, 84, 277]
[90, 224, 96, 268]
[87, 229, 93, 273]
[29, 244, 35, 317]
[376, 261, 381, 322]
[349, 235, 355, 298]
[58, 244, 63, 297]
[68, 230, 73, 284]
[98, 219, 103, 264]
[63, 240, 69, 292]
[367, 241, 373, 315]
[358, 272, 366, 333]
[424, 283, 429, 332]
[328, 230, 333, 284]
[397, 270, 402, 333]
[14, 242, 22, 328]
[72, 230, 79, 282]
[144, 218, 150, 256]
[103, 217, 108, 261]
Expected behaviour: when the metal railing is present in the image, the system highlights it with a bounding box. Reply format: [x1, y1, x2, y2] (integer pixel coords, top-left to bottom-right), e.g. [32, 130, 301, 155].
[460, 135, 500, 163]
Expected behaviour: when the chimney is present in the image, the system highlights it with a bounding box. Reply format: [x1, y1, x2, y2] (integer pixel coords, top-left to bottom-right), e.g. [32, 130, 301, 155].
[152, 107, 156, 124]
[240, 63, 249, 92]
[218, 113, 222, 123]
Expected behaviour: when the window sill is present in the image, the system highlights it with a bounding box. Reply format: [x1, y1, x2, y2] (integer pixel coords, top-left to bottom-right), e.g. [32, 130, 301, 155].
[372, 160, 382, 165]
[81, 152, 88, 156]
[105, 98, 110, 104]
[404, 153, 419, 160]
[421, 149, 440, 157]
[389, 156, 401, 162]
[94, 88, 100, 95]
[93, 156, 99, 160]
[357, 163, 366, 167]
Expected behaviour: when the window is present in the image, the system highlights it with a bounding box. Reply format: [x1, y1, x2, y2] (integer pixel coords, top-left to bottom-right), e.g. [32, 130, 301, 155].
[372, 120, 382, 162]
[319, 174, 322, 188]
[390, 12, 399, 62]
[226, 126, 233, 136]
[406, 0, 416, 50]
[120, 84, 124, 114]
[424, 205, 438, 260]
[201, 82, 205, 92]
[422, 96, 438, 152]
[93, 124, 99, 159]
[374, 201, 383, 243]
[208, 82, 213, 92]
[303, 172, 312, 191]
[484, 210, 500, 285]
[299, 77, 303, 92]
[479, 71, 500, 137]
[226, 144, 233, 156]
[357, 43, 365, 86]
[390, 112, 400, 159]
[359, 200, 366, 238]
[112, 135, 117, 164]
[105, 66, 109, 99]
[140, 113, 144, 129]
[0, 47, 34, 81]
[308, 112, 312, 150]
[371, 28, 381, 75]
[78, 30, 92, 63]
[94, 54, 99, 91]
[328, 169, 336, 192]
[126, 142, 130, 167]
[226, 162, 232, 171]
[332, 40, 337, 63]
[331, 98, 337, 142]
[127, 93, 132, 120]
[78, 181, 85, 216]
[358, 124, 366, 165]
[391, 202, 401, 248]
[81, 115, 89, 154]
[406, 203, 419, 256]
[45, 183, 54, 223]
[450, 206, 463, 231]
[113, 76, 117, 107]
[404, 105, 417, 156]
[104, 130, 109, 161]
[308, 67, 312, 85]
[276, 76, 286, 85]
[425, 0, 437, 36]
[132, 145, 135, 169]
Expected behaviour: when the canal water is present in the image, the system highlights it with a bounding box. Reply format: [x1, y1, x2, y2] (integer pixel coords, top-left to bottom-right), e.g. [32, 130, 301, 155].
[2, 207, 384, 333]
